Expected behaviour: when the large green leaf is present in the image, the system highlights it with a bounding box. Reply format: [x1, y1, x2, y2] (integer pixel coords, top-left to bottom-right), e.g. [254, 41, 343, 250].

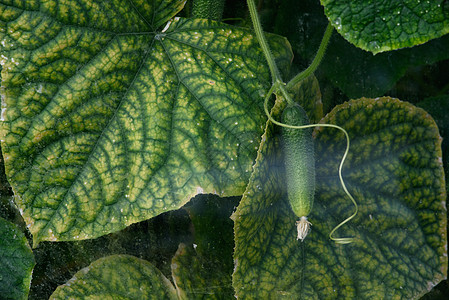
[417, 95, 449, 204]
[0, 217, 35, 300]
[49, 254, 177, 299]
[417, 95, 449, 155]
[233, 96, 447, 298]
[289, 75, 323, 123]
[0, 1, 292, 244]
[321, 0, 449, 54]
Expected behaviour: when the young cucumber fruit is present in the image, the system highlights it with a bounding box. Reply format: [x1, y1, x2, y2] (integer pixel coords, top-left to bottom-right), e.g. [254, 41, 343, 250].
[281, 103, 315, 241]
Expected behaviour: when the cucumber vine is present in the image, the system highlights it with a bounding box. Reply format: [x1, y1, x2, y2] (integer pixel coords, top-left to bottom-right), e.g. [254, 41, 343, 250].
[246, 0, 358, 244]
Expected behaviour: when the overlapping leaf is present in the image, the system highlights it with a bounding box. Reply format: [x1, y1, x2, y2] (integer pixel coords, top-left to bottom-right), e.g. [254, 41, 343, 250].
[321, 0, 449, 54]
[233, 96, 447, 299]
[49, 255, 177, 299]
[0, 217, 35, 300]
[0, 1, 292, 244]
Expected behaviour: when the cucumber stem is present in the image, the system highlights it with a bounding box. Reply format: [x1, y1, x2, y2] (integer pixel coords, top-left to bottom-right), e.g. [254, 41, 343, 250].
[246, 0, 281, 84]
[286, 23, 333, 90]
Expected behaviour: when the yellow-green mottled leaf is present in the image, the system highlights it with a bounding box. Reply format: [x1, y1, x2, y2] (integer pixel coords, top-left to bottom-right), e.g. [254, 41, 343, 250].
[0, 217, 35, 300]
[49, 254, 177, 299]
[288, 74, 323, 123]
[233, 96, 447, 299]
[321, 0, 449, 54]
[0, 2, 292, 244]
[417, 95, 449, 194]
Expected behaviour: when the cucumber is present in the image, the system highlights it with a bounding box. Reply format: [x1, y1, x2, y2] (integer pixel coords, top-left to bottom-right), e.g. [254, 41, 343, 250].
[281, 103, 315, 241]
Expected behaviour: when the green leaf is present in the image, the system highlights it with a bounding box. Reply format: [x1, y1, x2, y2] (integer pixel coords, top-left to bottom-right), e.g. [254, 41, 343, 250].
[0, 1, 292, 244]
[288, 74, 323, 123]
[49, 254, 177, 299]
[417, 95, 449, 154]
[233, 96, 447, 298]
[321, 0, 449, 54]
[0, 217, 35, 300]
[417, 95, 449, 201]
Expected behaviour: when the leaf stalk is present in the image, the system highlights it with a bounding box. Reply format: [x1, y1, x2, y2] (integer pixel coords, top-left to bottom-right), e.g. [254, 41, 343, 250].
[286, 23, 333, 90]
[246, 0, 281, 84]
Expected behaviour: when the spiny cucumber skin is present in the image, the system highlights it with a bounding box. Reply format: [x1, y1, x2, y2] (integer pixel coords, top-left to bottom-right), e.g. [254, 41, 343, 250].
[281, 104, 315, 218]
